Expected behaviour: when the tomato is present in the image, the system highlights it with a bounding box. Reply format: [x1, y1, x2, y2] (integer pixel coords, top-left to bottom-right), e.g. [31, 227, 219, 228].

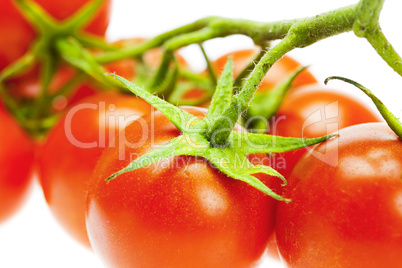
[267, 86, 381, 179]
[0, 0, 111, 71]
[38, 92, 151, 247]
[5, 65, 99, 112]
[261, 86, 381, 260]
[212, 48, 317, 92]
[275, 123, 402, 268]
[86, 107, 281, 268]
[0, 104, 34, 223]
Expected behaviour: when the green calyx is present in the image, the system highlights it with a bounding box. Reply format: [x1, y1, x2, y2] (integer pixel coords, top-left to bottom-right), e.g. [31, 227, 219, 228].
[325, 76, 402, 139]
[106, 59, 335, 201]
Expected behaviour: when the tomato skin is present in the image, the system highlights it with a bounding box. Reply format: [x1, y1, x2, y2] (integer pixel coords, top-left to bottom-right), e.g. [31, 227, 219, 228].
[38, 92, 151, 247]
[0, 105, 34, 223]
[268, 86, 381, 179]
[86, 107, 280, 268]
[275, 123, 402, 268]
[213, 49, 317, 91]
[0, 0, 110, 71]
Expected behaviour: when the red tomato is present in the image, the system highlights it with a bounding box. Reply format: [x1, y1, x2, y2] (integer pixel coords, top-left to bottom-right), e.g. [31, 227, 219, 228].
[0, 105, 34, 223]
[103, 38, 146, 81]
[0, 0, 111, 71]
[86, 107, 281, 268]
[104, 58, 137, 82]
[38, 92, 151, 247]
[5, 65, 98, 111]
[275, 123, 402, 268]
[267, 86, 381, 179]
[212, 48, 317, 92]
[261, 86, 381, 260]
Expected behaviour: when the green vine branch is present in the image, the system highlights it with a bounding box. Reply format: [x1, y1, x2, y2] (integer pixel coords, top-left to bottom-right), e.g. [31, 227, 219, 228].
[353, 0, 402, 76]
[2, 0, 402, 139]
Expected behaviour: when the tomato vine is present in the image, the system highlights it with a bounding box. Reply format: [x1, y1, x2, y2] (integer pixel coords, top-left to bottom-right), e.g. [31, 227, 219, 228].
[1, 0, 400, 138]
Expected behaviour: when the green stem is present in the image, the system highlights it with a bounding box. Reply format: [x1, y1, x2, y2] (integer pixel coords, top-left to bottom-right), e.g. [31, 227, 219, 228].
[55, 38, 118, 88]
[148, 51, 174, 90]
[207, 36, 296, 146]
[62, 0, 104, 32]
[33, 55, 57, 118]
[364, 30, 402, 77]
[76, 34, 118, 50]
[0, 53, 35, 82]
[44, 72, 85, 110]
[353, 0, 402, 77]
[233, 47, 266, 91]
[206, 5, 358, 146]
[0, 83, 25, 122]
[13, 0, 58, 33]
[96, 17, 217, 63]
[209, 18, 296, 43]
[199, 44, 217, 86]
[325, 76, 402, 139]
[354, 0, 385, 32]
[148, 28, 218, 90]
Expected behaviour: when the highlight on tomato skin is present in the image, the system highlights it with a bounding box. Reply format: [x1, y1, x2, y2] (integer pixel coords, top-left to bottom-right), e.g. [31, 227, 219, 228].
[266, 85, 382, 179]
[0, 0, 111, 71]
[38, 92, 151, 247]
[275, 123, 402, 268]
[86, 107, 282, 268]
[0, 104, 35, 223]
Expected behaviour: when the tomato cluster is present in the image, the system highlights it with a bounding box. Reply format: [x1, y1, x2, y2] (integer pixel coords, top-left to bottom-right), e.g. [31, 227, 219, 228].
[0, 2, 401, 268]
[0, 0, 111, 224]
[0, 0, 110, 71]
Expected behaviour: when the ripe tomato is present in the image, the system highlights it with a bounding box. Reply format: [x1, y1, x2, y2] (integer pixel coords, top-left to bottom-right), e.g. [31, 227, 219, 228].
[212, 48, 317, 92]
[275, 123, 402, 268]
[268, 86, 381, 179]
[86, 107, 280, 268]
[262, 86, 381, 260]
[0, 104, 34, 223]
[38, 92, 151, 247]
[0, 0, 111, 71]
[5, 65, 100, 112]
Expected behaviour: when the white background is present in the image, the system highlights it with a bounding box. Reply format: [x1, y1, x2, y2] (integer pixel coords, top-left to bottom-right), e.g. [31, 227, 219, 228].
[1, 0, 401, 267]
